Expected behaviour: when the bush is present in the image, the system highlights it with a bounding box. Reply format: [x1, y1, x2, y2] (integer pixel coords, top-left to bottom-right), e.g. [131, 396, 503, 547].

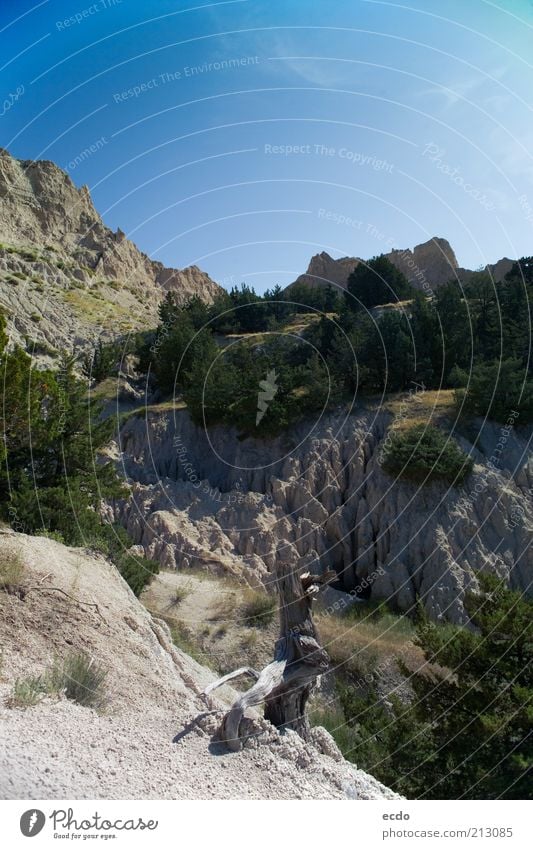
[241, 590, 277, 628]
[0, 551, 25, 592]
[115, 549, 159, 597]
[9, 675, 50, 707]
[171, 585, 190, 606]
[49, 651, 108, 710]
[381, 424, 473, 485]
[8, 652, 108, 711]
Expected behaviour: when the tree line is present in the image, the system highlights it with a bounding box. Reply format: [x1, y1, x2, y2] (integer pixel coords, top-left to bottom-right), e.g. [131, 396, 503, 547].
[136, 254, 533, 435]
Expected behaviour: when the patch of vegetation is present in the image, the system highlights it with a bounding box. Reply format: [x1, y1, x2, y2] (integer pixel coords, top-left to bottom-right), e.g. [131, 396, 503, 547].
[30, 313, 41, 322]
[30, 339, 58, 358]
[9, 674, 50, 707]
[168, 619, 209, 666]
[209, 592, 238, 621]
[37, 528, 65, 543]
[0, 551, 25, 592]
[81, 339, 120, 383]
[319, 576, 533, 799]
[49, 651, 108, 710]
[455, 357, 533, 423]
[317, 601, 418, 681]
[171, 585, 190, 606]
[381, 424, 473, 485]
[342, 598, 416, 638]
[241, 590, 277, 628]
[346, 255, 415, 310]
[8, 652, 108, 711]
[0, 311, 158, 598]
[139, 257, 533, 430]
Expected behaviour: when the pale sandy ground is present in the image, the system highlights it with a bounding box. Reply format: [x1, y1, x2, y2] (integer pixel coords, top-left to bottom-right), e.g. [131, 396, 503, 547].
[0, 531, 399, 800]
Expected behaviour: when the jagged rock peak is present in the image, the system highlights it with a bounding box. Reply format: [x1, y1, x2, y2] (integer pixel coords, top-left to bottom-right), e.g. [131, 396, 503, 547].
[0, 148, 223, 354]
[291, 236, 512, 292]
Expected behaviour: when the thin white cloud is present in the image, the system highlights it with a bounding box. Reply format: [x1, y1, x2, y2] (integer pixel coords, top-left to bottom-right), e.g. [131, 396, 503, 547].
[421, 65, 509, 109]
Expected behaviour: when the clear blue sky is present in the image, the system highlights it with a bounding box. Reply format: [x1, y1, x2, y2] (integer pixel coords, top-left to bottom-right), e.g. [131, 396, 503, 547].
[2, 0, 533, 291]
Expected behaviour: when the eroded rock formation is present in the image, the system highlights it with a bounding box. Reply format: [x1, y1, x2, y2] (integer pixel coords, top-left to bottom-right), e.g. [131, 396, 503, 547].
[0, 148, 222, 355]
[107, 405, 533, 624]
[289, 237, 514, 294]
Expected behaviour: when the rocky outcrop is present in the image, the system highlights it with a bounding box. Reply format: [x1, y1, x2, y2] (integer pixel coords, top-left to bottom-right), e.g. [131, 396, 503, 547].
[388, 237, 459, 289]
[290, 237, 514, 294]
[108, 405, 533, 625]
[0, 530, 398, 799]
[292, 251, 360, 290]
[0, 148, 222, 356]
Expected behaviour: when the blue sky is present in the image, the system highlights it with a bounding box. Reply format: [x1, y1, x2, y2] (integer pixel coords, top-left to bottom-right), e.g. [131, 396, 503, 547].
[2, 0, 533, 291]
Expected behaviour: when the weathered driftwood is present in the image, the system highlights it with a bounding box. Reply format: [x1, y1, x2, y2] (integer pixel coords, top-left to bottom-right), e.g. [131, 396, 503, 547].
[205, 544, 335, 751]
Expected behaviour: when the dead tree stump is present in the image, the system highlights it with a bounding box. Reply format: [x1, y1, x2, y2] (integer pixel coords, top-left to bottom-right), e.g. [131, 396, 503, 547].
[205, 544, 334, 751]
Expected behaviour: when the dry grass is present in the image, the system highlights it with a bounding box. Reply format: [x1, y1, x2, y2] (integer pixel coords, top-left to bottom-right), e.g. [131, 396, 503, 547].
[123, 399, 187, 421]
[0, 551, 25, 592]
[317, 604, 421, 679]
[7, 651, 108, 711]
[385, 389, 455, 432]
[208, 591, 238, 622]
[240, 589, 277, 628]
[49, 651, 108, 710]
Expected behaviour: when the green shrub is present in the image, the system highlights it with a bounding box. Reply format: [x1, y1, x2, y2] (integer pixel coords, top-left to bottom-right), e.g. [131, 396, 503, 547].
[49, 651, 108, 710]
[37, 529, 65, 543]
[9, 675, 50, 707]
[169, 620, 207, 666]
[9, 652, 108, 711]
[381, 424, 473, 485]
[115, 550, 159, 597]
[241, 590, 277, 628]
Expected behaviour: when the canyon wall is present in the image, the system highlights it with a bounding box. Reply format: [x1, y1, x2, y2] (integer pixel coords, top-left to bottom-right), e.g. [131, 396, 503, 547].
[108, 405, 533, 624]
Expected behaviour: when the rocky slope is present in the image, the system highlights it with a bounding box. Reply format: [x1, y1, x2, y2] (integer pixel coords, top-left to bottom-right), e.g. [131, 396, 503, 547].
[107, 402, 533, 624]
[290, 238, 514, 294]
[0, 148, 222, 356]
[0, 529, 398, 799]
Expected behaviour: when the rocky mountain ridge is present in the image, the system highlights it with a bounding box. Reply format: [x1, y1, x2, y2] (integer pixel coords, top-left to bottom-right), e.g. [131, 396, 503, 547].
[0, 148, 222, 355]
[291, 237, 514, 294]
